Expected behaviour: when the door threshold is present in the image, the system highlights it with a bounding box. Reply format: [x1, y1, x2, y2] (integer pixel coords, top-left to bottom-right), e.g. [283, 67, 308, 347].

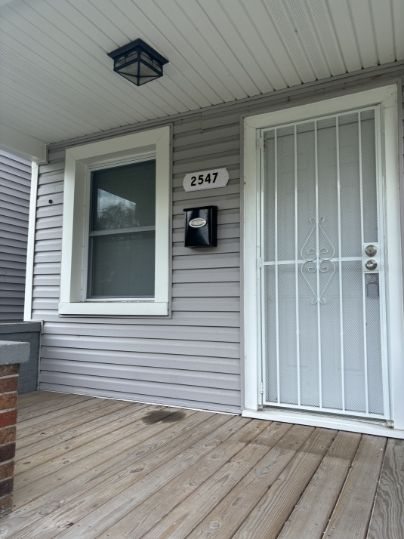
[242, 408, 404, 439]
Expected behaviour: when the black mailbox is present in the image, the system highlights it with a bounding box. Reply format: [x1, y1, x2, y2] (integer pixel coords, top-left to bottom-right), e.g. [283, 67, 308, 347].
[184, 206, 217, 247]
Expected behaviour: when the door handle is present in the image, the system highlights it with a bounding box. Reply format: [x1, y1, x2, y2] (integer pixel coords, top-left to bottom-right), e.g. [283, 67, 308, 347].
[365, 259, 378, 271]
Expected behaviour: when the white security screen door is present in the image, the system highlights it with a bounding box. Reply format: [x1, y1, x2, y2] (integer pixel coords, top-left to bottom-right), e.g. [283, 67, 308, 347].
[259, 107, 390, 419]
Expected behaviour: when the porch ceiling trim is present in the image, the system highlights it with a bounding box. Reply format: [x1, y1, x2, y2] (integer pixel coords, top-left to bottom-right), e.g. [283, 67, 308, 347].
[0, 124, 47, 164]
[2, 0, 404, 146]
[49, 59, 404, 152]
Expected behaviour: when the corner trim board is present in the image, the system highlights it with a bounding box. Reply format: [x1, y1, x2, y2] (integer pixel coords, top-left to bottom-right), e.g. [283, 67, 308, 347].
[24, 161, 39, 322]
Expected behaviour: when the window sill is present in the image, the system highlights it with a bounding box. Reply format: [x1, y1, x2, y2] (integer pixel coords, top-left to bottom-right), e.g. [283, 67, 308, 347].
[58, 301, 169, 316]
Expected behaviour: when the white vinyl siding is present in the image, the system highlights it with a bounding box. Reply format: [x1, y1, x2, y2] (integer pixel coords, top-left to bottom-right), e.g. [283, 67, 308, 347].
[0, 150, 31, 322]
[31, 67, 404, 413]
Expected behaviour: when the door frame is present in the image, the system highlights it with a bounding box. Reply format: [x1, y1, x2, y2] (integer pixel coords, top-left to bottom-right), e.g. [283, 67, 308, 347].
[243, 84, 404, 437]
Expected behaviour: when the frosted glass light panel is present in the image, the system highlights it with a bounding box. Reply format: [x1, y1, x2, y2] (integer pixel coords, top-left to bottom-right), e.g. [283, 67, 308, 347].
[261, 108, 387, 419]
[88, 160, 156, 298]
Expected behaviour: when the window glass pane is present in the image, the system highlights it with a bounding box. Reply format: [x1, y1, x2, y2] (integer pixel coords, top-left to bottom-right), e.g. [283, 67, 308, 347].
[89, 231, 155, 298]
[88, 159, 156, 298]
[90, 160, 155, 230]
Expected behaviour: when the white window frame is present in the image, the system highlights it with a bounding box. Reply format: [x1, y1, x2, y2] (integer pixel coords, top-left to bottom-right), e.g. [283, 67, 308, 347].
[59, 126, 171, 316]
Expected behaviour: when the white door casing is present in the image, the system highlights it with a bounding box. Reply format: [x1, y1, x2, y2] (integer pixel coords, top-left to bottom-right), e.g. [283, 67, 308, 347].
[243, 84, 404, 436]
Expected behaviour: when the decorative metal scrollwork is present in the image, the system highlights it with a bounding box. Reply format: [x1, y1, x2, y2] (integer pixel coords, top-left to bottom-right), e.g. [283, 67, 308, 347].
[300, 217, 336, 304]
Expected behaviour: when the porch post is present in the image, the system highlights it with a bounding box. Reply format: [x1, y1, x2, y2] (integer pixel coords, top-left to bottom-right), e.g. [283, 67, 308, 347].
[0, 341, 29, 517]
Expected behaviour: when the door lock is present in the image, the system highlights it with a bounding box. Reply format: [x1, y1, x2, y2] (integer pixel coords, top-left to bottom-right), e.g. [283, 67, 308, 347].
[365, 244, 377, 257]
[365, 259, 378, 271]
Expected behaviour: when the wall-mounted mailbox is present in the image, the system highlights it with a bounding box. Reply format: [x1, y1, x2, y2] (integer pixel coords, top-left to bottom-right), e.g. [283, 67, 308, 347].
[184, 206, 217, 247]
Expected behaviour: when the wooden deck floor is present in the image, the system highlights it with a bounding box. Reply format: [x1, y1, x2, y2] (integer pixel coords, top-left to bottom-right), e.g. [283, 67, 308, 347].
[0, 392, 403, 538]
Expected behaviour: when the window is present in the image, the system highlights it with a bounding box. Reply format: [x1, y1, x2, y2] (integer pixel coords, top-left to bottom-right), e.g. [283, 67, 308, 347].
[88, 160, 156, 299]
[59, 126, 170, 316]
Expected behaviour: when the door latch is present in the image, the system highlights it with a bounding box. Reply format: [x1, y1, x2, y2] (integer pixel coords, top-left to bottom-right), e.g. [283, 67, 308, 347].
[363, 243, 379, 273]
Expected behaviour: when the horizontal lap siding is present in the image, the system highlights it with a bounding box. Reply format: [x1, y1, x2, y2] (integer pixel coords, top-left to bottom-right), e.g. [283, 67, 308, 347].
[0, 150, 31, 322]
[33, 71, 404, 413]
[34, 120, 242, 412]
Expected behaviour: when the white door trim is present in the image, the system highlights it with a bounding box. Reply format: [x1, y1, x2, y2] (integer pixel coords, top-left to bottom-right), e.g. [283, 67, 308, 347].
[243, 84, 404, 436]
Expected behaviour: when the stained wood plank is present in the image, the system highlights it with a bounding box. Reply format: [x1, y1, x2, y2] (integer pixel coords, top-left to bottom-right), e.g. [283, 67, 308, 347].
[323, 435, 386, 538]
[144, 424, 314, 539]
[3, 393, 403, 539]
[4, 410, 209, 535]
[17, 394, 92, 429]
[15, 402, 139, 475]
[17, 392, 90, 421]
[197, 429, 339, 537]
[99, 422, 290, 538]
[14, 407, 199, 502]
[278, 431, 361, 539]
[218, 428, 336, 539]
[16, 397, 131, 450]
[16, 397, 114, 442]
[17, 391, 66, 410]
[10, 413, 231, 538]
[16, 400, 132, 461]
[58, 417, 263, 538]
[367, 438, 404, 539]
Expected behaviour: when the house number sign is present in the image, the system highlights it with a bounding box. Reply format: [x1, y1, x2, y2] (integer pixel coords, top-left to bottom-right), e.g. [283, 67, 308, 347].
[183, 168, 229, 192]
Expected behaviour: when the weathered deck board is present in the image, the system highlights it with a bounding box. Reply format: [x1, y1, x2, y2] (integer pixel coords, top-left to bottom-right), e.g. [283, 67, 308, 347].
[187, 424, 310, 539]
[17, 393, 90, 422]
[6, 411, 211, 536]
[14, 413, 231, 538]
[16, 396, 127, 450]
[16, 399, 132, 461]
[367, 438, 404, 539]
[323, 435, 386, 538]
[15, 402, 140, 475]
[278, 431, 361, 539]
[61, 417, 262, 538]
[232, 428, 336, 539]
[0, 391, 401, 538]
[144, 425, 315, 539]
[16, 396, 106, 438]
[99, 422, 290, 538]
[14, 407, 202, 508]
[17, 391, 62, 410]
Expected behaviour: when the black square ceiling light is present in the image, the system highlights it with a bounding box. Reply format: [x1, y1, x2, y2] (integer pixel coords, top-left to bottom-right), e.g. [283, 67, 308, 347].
[108, 38, 169, 87]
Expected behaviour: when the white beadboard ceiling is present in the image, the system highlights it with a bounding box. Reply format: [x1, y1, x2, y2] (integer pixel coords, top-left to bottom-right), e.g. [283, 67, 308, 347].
[1, 0, 404, 146]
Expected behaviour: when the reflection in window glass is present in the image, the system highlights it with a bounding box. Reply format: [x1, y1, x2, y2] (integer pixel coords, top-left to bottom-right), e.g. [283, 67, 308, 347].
[88, 160, 156, 298]
[91, 160, 155, 230]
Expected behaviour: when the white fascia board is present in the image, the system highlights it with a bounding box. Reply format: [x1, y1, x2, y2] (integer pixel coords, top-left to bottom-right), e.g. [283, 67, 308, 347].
[0, 124, 47, 163]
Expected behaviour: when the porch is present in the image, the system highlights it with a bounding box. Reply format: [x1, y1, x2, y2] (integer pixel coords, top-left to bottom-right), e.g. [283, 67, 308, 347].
[1, 391, 402, 538]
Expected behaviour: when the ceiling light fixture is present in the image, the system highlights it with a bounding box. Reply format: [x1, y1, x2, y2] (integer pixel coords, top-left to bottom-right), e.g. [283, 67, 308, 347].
[108, 38, 168, 86]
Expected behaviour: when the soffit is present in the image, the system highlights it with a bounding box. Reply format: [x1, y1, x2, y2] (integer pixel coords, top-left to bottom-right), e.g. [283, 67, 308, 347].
[1, 0, 403, 145]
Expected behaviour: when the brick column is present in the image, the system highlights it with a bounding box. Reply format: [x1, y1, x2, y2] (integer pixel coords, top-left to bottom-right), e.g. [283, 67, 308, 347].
[0, 342, 29, 517]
